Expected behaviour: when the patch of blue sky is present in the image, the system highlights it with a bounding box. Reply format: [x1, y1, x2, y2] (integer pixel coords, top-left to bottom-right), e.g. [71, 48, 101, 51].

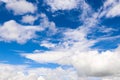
[101, 17, 120, 29]
[0, 41, 40, 53]
[37, 0, 82, 29]
[27, 62, 61, 69]
[49, 10, 82, 29]
[0, 3, 13, 23]
[85, 0, 105, 11]
[91, 38, 120, 51]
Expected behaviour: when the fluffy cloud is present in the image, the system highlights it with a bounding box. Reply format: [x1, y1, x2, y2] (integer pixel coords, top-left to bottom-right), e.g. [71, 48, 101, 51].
[0, 20, 42, 44]
[21, 15, 38, 24]
[23, 44, 120, 79]
[22, 17, 120, 78]
[0, 0, 119, 80]
[22, 22, 97, 65]
[22, 51, 72, 65]
[0, 13, 57, 44]
[45, 0, 80, 11]
[22, 11, 102, 77]
[40, 41, 56, 48]
[72, 49, 120, 77]
[5, 0, 36, 15]
[0, 63, 120, 80]
[0, 64, 78, 80]
[21, 1, 120, 78]
[22, 31, 120, 80]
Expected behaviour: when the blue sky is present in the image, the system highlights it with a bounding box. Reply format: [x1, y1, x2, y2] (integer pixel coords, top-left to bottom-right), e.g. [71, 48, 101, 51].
[0, 0, 120, 80]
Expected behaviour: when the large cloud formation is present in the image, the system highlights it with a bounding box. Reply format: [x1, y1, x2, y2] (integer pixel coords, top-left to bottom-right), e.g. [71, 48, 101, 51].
[22, 0, 120, 79]
[0, 0, 120, 80]
[0, 64, 78, 80]
[23, 40, 120, 78]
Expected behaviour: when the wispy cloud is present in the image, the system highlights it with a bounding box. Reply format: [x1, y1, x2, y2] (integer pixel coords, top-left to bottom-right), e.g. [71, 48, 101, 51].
[99, 0, 120, 18]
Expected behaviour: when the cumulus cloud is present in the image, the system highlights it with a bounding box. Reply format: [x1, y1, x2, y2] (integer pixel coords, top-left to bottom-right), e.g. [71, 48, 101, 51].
[45, 0, 80, 11]
[23, 44, 120, 79]
[0, 64, 43, 80]
[0, 64, 78, 80]
[0, 63, 120, 80]
[0, 13, 58, 44]
[21, 15, 38, 24]
[0, 20, 42, 44]
[72, 49, 120, 77]
[5, 0, 36, 15]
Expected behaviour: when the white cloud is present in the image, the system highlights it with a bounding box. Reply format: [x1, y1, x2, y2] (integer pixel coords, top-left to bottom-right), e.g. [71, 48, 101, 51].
[45, 0, 93, 24]
[99, 0, 120, 18]
[79, 0, 93, 22]
[22, 12, 99, 67]
[72, 49, 120, 77]
[0, 0, 119, 80]
[0, 63, 120, 80]
[106, 4, 120, 17]
[22, 21, 98, 65]
[0, 64, 78, 80]
[5, 0, 36, 15]
[0, 64, 44, 80]
[20, 3, 120, 78]
[40, 41, 56, 48]
[22, 51, 72, 65]
[0, 20, 42, 44]
[21, 15, 38, 24]
[40, 13, 57, 34]
[22, 16, 120, 77]
[29, 67, 78, 80]
[45, 0, 80, 11]
[103, 0, 115, 8]
[0, 14, 57, 44]
[98, 26, 116, 33]
[23, 45, 120, 78]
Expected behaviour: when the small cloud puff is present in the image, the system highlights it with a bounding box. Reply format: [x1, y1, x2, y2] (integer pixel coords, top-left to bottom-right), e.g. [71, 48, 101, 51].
[45, 0, 80, 11]
[5, 0, 37, 15]
[0, 20, 41, 44]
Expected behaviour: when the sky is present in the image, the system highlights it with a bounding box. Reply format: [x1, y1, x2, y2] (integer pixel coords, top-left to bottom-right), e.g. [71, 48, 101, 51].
[0, 0, 120, 80]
